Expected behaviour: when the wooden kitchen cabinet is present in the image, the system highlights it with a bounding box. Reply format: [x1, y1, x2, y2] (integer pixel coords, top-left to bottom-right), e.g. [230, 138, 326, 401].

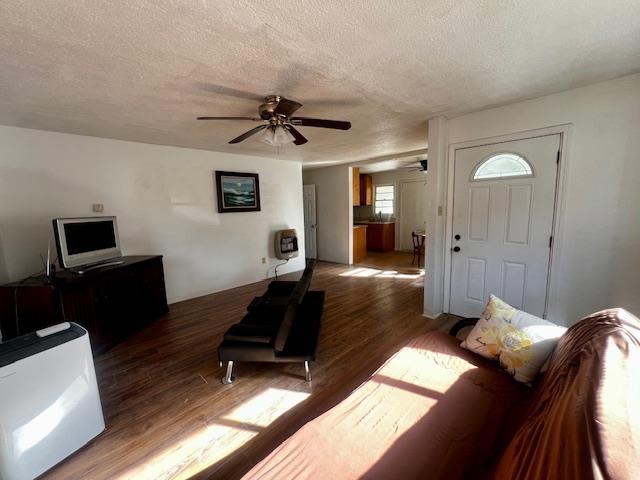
[366, 223, 395, 252]
[359, 174, 373, 206]
[353, 225, 367, 263]
[353, 167, 360, 206]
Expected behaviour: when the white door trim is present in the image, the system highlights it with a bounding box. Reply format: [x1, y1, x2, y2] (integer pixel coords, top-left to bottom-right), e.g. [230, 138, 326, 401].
[443, 124, 573, 320]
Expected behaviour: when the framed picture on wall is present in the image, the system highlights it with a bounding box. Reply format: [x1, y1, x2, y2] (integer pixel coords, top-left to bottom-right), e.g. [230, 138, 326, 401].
[215, 171, 261, 213]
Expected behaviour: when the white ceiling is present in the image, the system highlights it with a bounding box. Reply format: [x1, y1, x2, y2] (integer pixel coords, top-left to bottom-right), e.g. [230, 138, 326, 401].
[1, 1, 639, 165]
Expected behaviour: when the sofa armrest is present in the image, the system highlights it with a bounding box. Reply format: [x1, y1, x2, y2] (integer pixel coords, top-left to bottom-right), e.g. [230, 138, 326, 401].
[224, 324, 274, 344]
[449, 318, 478, 338]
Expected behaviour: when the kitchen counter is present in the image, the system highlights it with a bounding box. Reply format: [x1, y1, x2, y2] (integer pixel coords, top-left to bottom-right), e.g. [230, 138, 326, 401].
[358, 222, 395, 252]
[354, 220, 395, 225]
[353, 225, 367, 262]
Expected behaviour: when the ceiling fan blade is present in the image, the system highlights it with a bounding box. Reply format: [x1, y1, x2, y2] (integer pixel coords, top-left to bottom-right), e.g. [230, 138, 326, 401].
[274, 98, 303, 117]
[289, 117, 351, 130]
[284, 125, 308, 145]
[197, 116, 262, 121]
[228, 125, 267, 144]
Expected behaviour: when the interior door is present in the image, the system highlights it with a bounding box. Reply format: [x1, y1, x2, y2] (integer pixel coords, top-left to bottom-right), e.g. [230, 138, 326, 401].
[303, 184, 317, 258]
[449, 134, 560, 318]
[399, 180, 427, 251]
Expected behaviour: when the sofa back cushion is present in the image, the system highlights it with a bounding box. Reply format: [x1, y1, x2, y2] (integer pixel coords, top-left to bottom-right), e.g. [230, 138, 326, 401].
[274, 274, 312, 352]
[493, 308, 640, 480]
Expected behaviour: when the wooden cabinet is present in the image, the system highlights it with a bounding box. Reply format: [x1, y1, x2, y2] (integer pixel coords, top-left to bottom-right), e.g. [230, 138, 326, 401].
[352, 167, 360, 206]
[359, 174, 373, 206]
[353, 226, 367, 263]
[366, 223, 395, 252]
[0, 256, 168, 355]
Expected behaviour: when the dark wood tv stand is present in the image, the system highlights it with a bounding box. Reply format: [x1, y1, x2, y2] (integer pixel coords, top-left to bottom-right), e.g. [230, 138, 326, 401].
[0, 255, 168, 355]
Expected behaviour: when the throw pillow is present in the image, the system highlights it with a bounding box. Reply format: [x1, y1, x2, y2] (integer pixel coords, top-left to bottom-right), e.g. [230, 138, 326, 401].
[460, 295, 566, 383]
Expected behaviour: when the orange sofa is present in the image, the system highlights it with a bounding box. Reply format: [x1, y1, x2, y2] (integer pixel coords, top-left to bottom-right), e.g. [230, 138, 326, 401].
[243, 309, 640, 480]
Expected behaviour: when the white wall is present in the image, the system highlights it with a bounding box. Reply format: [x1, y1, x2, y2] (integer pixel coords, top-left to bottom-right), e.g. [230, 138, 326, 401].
[302, 165, 352, 264]
[425, 73, 640, 324]
[0, 126, 305, 303]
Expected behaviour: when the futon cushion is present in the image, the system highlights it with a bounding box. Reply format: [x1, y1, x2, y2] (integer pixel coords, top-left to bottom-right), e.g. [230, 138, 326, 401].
[461, 295, 566, 383]
[243, 331, 528, 480]
[223, 324, 274, 344]
[493, 308, 640, 480]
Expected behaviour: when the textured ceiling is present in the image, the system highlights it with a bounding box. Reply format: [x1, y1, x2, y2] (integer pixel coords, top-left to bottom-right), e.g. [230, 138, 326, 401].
[1, 1, 639, 165]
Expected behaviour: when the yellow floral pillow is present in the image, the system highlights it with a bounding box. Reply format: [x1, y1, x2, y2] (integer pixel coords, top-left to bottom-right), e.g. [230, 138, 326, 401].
[460, 295, 566, 383]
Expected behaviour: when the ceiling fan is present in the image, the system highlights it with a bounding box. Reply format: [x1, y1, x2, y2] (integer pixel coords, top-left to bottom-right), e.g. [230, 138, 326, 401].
[197, 95, 351, 146]
[402, 158, 429, 172]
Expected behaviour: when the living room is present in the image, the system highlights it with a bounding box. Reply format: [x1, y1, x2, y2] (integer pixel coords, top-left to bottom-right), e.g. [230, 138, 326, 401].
[0, 2, 639, 480]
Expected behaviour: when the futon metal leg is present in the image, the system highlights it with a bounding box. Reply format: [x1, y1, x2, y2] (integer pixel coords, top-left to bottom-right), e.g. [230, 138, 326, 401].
[222, 361, 235, 385]
[304, 361, 312, 382]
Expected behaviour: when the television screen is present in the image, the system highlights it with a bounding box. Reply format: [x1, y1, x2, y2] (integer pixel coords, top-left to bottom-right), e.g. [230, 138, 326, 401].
[53, 217, 122, 269]
[64, 221, 117, 255]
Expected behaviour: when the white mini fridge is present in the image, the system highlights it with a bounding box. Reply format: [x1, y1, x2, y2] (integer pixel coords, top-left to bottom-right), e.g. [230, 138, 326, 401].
[0, 322, 105, 480]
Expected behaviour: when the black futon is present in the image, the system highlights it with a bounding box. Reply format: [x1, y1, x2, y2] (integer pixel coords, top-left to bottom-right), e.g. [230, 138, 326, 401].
[218, 259, 324, 384]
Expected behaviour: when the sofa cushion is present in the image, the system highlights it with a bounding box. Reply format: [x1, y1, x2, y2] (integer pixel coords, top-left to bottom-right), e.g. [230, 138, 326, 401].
[243, 331, 527, 480]
[493, 308, 640, 480]
[461, 295, 566, 383]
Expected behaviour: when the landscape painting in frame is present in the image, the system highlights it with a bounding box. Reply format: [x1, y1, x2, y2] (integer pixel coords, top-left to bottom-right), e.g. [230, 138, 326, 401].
[215, 171, 261, 213]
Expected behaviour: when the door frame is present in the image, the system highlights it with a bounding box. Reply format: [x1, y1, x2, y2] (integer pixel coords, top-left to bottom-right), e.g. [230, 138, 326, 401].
[443, 124, 573, 319]
[303, 184, 317, 259]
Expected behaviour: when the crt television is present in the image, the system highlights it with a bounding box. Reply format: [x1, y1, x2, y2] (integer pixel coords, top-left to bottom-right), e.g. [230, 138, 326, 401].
[53, 217, 122, 269]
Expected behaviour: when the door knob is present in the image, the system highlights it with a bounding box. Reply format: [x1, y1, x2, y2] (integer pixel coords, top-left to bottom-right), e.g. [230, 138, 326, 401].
[454, 234, 461, 241]
[452, 246, 461, 252]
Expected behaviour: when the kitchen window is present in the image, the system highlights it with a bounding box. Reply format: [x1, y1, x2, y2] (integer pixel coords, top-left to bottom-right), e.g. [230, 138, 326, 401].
[374, 184, 395, 215]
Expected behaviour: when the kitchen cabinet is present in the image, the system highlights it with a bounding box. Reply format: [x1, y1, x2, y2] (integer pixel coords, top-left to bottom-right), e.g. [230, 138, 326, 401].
[353, 167, 360, 206]
[353, 225, 367, 263]
[364, 223, 395, 252]
[359, 174, 373, 206]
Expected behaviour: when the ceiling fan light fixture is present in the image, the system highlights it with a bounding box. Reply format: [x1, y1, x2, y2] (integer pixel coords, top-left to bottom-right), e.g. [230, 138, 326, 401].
[260, 125, 295, 146]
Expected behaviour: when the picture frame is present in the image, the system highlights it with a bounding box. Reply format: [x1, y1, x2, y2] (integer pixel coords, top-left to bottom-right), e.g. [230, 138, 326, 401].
[215, 171, 261, 213]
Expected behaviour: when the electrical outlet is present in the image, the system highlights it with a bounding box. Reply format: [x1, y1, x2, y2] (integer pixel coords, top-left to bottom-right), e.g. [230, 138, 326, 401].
[261, 257, 266, 264]
[92, 203, 104, 213]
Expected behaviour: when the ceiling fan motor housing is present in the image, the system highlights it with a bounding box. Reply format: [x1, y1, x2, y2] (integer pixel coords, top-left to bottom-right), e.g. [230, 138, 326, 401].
[259, 95, 282, 119]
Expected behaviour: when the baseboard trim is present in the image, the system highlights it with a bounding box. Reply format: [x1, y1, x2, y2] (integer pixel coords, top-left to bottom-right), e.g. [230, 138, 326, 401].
[422, 311, 443, 320]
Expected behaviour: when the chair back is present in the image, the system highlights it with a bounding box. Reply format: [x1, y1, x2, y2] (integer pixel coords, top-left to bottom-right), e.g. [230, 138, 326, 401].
[411, 232, 424, 250]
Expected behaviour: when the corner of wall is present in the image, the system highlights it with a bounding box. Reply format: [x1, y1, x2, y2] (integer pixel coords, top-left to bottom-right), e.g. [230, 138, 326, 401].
[424, 116, 449, 316]
[0, 231, 9, 284]
[348, 167, 354, 265]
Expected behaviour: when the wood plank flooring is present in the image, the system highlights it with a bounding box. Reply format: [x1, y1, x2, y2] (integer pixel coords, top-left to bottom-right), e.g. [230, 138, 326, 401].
[355, 250, 423, 274]
[42, 261, 435, 480]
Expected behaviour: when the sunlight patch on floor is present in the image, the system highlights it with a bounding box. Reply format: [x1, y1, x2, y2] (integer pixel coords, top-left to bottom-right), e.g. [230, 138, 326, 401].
[340, 267, 424, 280]
[117, 387, 310, 480]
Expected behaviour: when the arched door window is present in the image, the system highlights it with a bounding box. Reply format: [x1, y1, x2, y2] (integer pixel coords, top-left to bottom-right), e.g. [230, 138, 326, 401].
[471, 153, 533, 180]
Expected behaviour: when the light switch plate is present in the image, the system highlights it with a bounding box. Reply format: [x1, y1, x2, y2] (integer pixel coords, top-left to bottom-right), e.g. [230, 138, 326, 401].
[92, 203, 104, 213]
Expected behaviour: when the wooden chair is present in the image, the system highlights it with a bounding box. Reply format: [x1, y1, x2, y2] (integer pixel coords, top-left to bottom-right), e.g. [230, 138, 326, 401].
[411, 232, 425, 266]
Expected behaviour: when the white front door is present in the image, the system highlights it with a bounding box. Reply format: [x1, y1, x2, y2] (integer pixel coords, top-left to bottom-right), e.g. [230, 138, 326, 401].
[399, 180, 427, 251]
[303, 184, 317, 258]
[449, 134, 560, 318]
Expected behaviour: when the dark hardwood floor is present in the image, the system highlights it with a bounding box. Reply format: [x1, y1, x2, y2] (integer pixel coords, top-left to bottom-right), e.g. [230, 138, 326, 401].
[43, 261, 434, 480]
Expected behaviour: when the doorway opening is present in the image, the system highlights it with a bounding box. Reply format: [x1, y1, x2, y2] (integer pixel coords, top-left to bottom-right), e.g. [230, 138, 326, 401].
[352, 155, 428, 275]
